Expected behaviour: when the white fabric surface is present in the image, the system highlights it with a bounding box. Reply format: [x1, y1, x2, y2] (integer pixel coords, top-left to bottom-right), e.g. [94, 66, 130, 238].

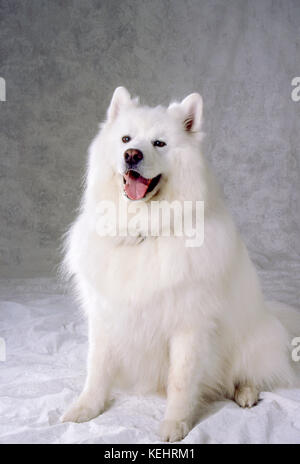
[0, 277, 300, 444]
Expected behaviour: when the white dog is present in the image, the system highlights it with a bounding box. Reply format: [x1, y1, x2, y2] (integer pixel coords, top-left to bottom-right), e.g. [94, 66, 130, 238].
[61, 87, 300, 442]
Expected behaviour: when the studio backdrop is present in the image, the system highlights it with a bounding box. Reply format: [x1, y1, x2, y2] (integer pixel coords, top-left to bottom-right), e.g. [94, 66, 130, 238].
[0, 0, 299, 310]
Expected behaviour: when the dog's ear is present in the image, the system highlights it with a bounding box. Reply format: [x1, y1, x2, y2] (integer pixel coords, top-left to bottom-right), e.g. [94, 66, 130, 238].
[107, 86, 132, 122]
[180, 93, 203, 132]
[169, 93, 203, 132]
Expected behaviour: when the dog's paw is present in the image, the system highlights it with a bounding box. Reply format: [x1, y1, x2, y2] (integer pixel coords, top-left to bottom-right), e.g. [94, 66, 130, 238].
[61, 397, 104, 423]
[234, 385, 259, 408]
[160, 420, 189, 442]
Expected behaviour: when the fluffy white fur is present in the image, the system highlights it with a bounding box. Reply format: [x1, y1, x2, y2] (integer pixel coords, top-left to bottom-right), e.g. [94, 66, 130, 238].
[61, 87, 300, 442]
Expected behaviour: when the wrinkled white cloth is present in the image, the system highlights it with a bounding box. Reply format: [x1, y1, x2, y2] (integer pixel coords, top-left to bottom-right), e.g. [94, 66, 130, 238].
[0, 277, 299, 444]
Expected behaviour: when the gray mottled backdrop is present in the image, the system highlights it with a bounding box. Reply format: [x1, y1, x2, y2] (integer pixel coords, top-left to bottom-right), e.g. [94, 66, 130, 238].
[0, 0, 299, 304]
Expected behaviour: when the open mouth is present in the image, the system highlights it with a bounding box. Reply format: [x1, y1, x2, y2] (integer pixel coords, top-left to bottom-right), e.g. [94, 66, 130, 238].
[123, 170, 161, 200]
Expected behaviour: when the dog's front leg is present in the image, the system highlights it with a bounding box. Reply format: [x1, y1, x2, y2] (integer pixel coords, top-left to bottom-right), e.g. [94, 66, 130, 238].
[160, 331, 202, 442]
[61, 314, 114, 423]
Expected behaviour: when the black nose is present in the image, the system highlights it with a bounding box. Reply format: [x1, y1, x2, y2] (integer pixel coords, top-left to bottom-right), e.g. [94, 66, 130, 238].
[124, 148, 143, 167]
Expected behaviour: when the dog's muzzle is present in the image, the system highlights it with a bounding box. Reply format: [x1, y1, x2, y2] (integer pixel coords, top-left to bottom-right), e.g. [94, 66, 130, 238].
[123, 170, 161, 201]
[124, 148, 143, 169]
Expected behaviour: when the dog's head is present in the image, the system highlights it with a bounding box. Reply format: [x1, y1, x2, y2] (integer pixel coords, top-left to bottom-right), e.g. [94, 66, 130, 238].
[88, 87, 204, 203]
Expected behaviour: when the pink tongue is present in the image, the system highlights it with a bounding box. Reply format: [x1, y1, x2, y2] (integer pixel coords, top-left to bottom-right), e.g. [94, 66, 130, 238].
[124, 172, 151, 200]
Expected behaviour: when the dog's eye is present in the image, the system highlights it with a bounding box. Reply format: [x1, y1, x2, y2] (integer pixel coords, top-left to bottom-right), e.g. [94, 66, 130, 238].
[122, 135, 131, 143]
[153, 140, 166, 147]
